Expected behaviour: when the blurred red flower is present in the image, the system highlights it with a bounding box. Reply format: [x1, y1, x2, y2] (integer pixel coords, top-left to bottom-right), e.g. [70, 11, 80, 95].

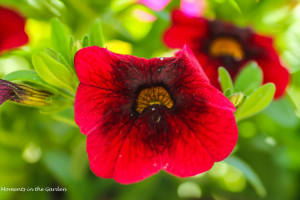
[0, 6, 28, 53]
[74, 45, 238, 184]
[164, 10, 290, 98]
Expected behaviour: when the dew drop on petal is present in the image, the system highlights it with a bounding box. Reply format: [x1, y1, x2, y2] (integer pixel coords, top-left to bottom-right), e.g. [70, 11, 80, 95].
[163, 163, 169, 169]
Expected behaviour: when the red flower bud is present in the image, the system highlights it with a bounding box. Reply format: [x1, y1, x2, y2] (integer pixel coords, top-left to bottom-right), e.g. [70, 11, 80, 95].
[0, 79, 51, 106]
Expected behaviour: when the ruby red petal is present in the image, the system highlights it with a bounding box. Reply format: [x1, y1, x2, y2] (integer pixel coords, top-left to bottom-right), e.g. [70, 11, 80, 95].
[180, 106, 238, 161]
[163, 105, 237, 176]
[75, 84, 129, 135]
[112, 123, 161, 184]
[172, 10, 208, 29]
[194, 52, 223, 88]
[0, 6, 28, 52]
[86, 129, 125, 179]
[163, 10, 208, 49]
[191, 83, 236, 111]
[162, 115, 214, 176]
[86, 110, 165, 184]
[251, 34, 280, 61]
[75, 46, 116, 87]
[174, 46, 235, 111]
[75, 46, 148, 88]
[0, 32, 28, 52]
[176, 45, 210, 84]
[163, 26, 202, 49]
[251, 34, 290, 98]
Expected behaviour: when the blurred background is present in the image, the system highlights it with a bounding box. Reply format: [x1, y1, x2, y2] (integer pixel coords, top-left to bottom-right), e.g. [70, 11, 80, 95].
[1, 0, 300, 199]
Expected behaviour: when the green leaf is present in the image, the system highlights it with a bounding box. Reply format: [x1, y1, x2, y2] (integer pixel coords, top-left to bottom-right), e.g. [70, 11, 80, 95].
[228, 0, 242, 14]
[228, 92, 244, 107]
[224, 89, 232, 97]
[69, 35, 75, 49]
[264, 96, 299, 128]
[71, 41, 83, 67]
[46, 48, 58, 58]
[218, 67, 234, 95]
[4, 70, 75, 104]
[89, 18, 104, 47]
[4, 70, 57, 92]
[57, 53, 73, 72]
[39, 95, 72, 114]
[51, 18, 70, 63]
[81, 34, 90, 48]
[292, 69, 300, 88]
[234, 62, 263, 95]
[235, 83, 275, 121]
[225, 156, 267, 197]
[32, 52, 76, 92]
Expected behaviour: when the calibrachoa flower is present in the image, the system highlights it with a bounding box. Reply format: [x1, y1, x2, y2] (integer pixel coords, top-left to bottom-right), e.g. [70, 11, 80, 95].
[0, 79, 51, 106]
[0, 6, 28, 53]
[164, 10, 290, 98]
[74, 45, 238, 184]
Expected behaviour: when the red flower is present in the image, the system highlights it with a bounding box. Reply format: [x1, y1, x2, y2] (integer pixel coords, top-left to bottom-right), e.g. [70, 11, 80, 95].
[0, 6, 28, 53]
[74, 46, 238, 184]
[163, 10, 289, 98]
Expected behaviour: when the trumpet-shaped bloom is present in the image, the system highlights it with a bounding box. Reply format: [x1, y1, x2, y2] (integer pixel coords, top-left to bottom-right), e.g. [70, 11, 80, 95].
[74, 46, 238, 184]
[0, 6, 28, 53]
[164, 10, 289, 98]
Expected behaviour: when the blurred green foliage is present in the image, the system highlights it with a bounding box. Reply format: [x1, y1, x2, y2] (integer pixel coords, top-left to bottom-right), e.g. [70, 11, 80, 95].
[1, 0, 300, 200]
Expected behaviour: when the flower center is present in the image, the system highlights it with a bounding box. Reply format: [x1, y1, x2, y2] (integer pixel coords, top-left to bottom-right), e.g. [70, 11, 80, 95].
[209, 37, 244, 61]
[136, 86, 174, 113]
